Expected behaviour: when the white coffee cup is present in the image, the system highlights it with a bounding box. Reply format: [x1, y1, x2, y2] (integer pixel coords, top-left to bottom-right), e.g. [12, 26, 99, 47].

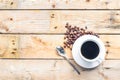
[72, 35, 106, 68]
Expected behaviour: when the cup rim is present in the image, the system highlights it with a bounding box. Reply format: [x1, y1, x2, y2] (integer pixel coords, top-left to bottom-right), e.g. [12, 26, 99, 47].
[77, 35, 105, 62]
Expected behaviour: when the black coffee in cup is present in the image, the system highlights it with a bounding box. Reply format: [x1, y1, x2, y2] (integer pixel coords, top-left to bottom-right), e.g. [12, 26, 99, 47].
[81, 41, 99, 60]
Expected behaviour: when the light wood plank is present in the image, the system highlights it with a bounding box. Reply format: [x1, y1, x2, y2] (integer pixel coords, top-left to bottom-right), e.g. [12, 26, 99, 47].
[0, 11, 50, 33]
[0, 60, 119, 80]
[0, 35, 119, 59]
[0, 0, 120, 9]
[0, 11, 120, 33]
[0, 0, 18, 9]
[101, 35, 120, 59]
[50, 11, 120, 33]
[0, 35, 19, 58]
[102, 60, 120, 80]
[19, 35, 120, 59]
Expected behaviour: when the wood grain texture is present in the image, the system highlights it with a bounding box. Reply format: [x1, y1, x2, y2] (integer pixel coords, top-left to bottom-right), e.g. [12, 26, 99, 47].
[19, 35, 120, 59]
[0, 0, 18, 9]
[0, 35, 120, 59]
[0, 11, 50, 33]
[0, 0, 120, 9]
[0, 35, 19, 58]
[0, 60, 119, 80]
[0, 11, 120, 33]
[0, 0, 119, 80]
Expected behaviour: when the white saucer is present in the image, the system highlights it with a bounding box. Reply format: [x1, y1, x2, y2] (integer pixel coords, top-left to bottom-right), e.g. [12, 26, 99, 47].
[72, 35, 106, 69]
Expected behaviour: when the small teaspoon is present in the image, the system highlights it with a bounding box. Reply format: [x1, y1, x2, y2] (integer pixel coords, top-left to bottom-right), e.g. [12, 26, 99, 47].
[56, 46, 80, 75]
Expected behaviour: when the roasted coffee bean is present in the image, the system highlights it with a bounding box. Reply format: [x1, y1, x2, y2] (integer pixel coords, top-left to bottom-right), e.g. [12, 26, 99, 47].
[80, 28, 84, 30]
[77, 27, 79, 30]
[64, 46, 66, 48]
[64, 37, 66, 40]
[63, 42, 66, 45]
[65, 23, 68, 26]
[64, 23, 99, 50]
[65, 26, 68, 28]
[85, 26, 87, 29]
[69, 25, 71, 28]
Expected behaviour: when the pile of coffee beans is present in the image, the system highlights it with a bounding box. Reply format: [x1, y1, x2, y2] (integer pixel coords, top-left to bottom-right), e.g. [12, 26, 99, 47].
[64, 23, 99, 50]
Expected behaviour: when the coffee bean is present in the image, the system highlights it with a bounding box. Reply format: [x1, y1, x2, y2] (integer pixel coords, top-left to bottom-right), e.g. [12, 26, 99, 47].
[66, 23, 69, 26]
[64, 37, 66, 40]
[77, 27, 79, 30]
[65, 26, 68, 28]
[80, 28, 84, 30]
[85, 26, 87, 29]
[64, 46, 66, 48]
[63, 42, 66, 44]
[69, 25, 71, 28]
[64, 23, 99, 50]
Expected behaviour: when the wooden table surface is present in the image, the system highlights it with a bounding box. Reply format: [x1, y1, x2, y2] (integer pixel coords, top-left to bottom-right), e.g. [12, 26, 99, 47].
[0, 0, 120, 80]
